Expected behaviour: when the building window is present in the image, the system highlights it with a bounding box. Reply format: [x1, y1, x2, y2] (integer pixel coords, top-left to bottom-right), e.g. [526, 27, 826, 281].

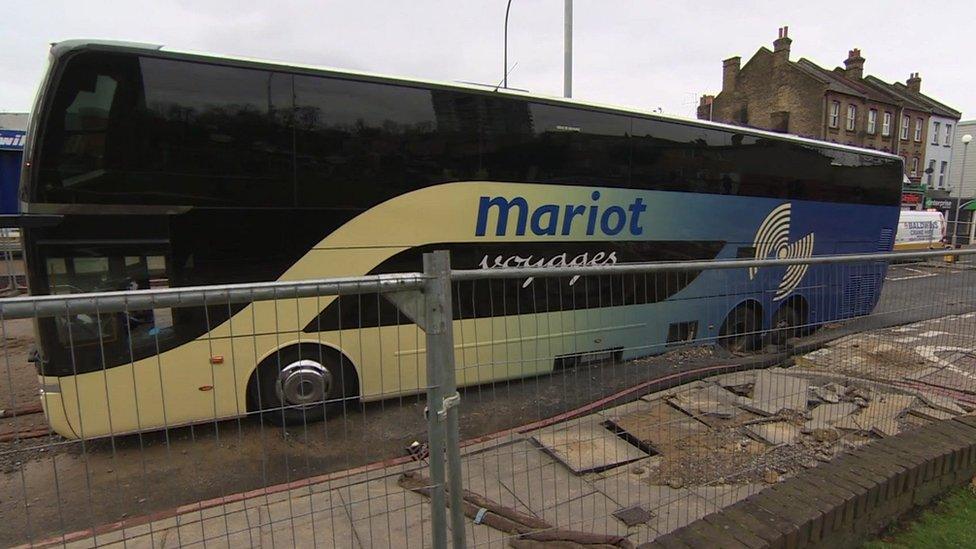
[932, 121, 941, 144]
[940, 161, 947, 187]
[882, 112, 892, 136]
[911, 157, 919, 177]
[927, 160, 936, 185]
[901, 115, 910, 140]
[868, 109, 877, 134]
[914, 118, 923, 142]
[829, 101, 840, 128]
[946, 124, 953, 146]
[846, 104, 857, 131]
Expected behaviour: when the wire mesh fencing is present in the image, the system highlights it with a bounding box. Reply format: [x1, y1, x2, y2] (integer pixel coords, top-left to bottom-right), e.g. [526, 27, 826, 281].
[0, 260, 458, 548]
[1, 248, 976, 548]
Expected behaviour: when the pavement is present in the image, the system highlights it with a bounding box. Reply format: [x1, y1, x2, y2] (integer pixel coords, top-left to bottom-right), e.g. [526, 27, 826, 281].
[36, 309, 976, 548]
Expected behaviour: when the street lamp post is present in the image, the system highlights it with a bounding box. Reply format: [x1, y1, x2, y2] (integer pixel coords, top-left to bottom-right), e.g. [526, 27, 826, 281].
[953, 134, 973, 248]
[503, 0, 513, 89]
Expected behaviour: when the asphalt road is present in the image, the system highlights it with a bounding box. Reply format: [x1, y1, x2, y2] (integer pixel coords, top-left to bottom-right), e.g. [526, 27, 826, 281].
[2, 260, 976, 546]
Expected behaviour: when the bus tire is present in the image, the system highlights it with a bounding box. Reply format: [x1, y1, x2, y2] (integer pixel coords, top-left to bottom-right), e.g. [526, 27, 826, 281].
[251, 345, 356, 426]
[718, 303, 761, 353]
[770, 302, 805, 346]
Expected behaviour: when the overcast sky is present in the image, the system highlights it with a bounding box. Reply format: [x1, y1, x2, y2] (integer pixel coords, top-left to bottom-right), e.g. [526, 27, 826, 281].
[2, 1, 974, 122]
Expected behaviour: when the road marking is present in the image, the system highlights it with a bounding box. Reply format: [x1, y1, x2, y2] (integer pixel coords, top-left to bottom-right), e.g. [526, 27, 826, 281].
[887, 271, 937, 281]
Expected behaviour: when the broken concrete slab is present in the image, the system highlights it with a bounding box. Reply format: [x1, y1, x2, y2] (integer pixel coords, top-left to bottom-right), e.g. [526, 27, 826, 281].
[741, 371, 809, 416]
[805, 402, 859, 430]
[533, 420, 648, 474]
[811, 385, 841, 404]
[918, 392, 966, 414]
[668, 383, 747, 421]
[909, 406, 956, 421]
[832, 394, 916, 437]
[746, 422, 801, 445]
[714, 371, 755, 390]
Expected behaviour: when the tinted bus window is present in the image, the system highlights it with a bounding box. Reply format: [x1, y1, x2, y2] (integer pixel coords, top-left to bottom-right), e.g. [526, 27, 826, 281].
[36, 52, 296, 206]
[294, 75, 439, 207]
[526, 104, 631, 186]
[136, 58, 295, 206]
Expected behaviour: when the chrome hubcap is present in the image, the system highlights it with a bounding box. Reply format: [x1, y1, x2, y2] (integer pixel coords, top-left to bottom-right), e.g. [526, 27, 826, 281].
[276, 360, 331, 408]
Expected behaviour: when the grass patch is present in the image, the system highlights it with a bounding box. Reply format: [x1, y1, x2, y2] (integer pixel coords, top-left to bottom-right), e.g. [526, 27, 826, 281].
[865, 486, 976, 548]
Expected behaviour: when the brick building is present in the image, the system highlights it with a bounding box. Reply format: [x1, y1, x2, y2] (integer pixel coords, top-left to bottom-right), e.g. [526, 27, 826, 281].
[698, 27, 959, 200]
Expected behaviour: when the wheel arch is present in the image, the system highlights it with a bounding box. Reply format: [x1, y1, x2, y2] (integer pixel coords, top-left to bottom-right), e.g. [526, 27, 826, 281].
[774, 294, 810, 324]
[245, 341, 360, 413]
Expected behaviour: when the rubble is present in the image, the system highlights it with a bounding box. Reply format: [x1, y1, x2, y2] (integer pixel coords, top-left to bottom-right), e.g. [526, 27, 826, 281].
[746, 422, 801, 445]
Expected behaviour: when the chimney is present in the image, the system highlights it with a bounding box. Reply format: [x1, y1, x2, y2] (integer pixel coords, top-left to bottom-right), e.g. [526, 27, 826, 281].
[722, 56, 740, 93]
[773, 26, 792, 67]
[907, 72, 921, 94]
[697, 95, 715, 120]
[844, 48, 865, 80]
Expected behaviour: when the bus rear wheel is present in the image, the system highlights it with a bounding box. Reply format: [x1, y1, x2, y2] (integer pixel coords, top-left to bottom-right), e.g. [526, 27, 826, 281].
[719, 304, 761, 353]
[252, 345, 354, 426]
[770, 303, 805, 346]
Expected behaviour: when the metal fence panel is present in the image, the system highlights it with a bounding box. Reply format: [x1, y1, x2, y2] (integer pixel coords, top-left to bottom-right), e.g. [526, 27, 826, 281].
[2, 249, 976, 547]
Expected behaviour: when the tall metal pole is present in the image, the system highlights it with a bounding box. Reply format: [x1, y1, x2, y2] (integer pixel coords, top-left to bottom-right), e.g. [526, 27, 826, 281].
[955, 141, 971, 248]
[563, 0, 572, 98]
[503, 0, 513, 89]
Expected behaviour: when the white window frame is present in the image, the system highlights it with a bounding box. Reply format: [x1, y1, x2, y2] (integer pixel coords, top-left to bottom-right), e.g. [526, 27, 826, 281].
[829, 101, 840, 128]
[846, 104, 857, 131]
[901, 115, 910, 140]
[911, 157, 919, 177]
[867, 109, 877, 134]
[882, 112, 892, 136]
[946, 124, 953, 146]
[932, 121, 941, 144]
[939, 161, 947, 187]
[914, 118, 923, 142]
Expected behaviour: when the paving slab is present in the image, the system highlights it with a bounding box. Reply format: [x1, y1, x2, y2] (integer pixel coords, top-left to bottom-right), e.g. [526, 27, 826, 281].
[805, 402, 859, 430]
[910, 406, 956, 421]
[918, 392, 966, 414]
[645, 492, 716, 538]
[746, 422, 801, 445]
[261, 490, 359, 549]
[744, 371, 809, 416]
[533, 420, 648, 474]
[541, 491, 629, 537]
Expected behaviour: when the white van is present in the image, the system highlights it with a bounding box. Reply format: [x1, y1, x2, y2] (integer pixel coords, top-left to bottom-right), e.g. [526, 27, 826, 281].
[894, 210, 947, 251]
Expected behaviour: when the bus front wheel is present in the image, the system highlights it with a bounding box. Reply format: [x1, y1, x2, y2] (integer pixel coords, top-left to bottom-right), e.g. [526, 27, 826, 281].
[251, 345, 356, 426]
[718, 304, 762, 353]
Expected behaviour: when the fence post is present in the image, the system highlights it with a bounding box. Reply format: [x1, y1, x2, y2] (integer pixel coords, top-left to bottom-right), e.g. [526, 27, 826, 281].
[423, 250, 466, 548]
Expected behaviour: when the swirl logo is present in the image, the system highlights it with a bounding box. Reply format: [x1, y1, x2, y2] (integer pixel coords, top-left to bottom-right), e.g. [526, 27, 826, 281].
[747, 203, 815, 301]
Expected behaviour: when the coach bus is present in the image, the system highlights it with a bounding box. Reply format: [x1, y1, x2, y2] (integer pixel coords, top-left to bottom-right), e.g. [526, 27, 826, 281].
[20, 40, 902, 439]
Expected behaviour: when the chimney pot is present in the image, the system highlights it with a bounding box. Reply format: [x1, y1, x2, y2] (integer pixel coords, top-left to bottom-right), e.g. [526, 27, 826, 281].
[844, 47, 865, 80]
[907, 72, 921, 93]
[773, 26, 792, 62]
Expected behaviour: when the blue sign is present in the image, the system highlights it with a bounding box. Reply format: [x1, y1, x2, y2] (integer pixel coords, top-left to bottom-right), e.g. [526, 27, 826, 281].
[0, 130, 26, 151]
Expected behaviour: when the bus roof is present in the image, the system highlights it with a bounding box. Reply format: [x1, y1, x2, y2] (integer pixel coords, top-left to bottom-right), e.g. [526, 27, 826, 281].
[50, 39, 901, 162]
